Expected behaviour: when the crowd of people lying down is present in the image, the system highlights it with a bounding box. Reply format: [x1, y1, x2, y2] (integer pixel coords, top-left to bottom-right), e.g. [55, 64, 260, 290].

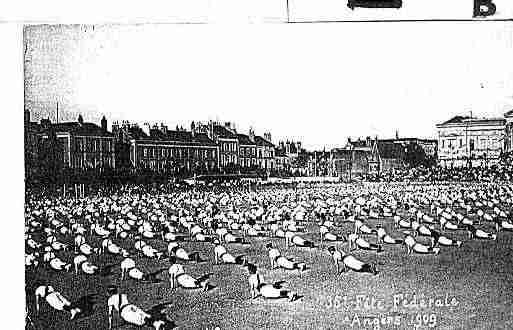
[25, 179, 513, 329]
[363, 162, 513, 182]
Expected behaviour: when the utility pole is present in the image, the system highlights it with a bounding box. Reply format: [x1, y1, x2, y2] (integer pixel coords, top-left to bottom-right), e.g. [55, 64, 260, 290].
[469, 110, 473, 168]
[286, 0, 290, 23]
[349, 146, 353, 182]
[314, 151, 317, 177]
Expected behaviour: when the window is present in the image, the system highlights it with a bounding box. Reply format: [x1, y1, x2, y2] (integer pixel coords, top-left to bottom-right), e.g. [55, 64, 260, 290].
[459, 139, 462, 148]
[441, 140, 445, 148]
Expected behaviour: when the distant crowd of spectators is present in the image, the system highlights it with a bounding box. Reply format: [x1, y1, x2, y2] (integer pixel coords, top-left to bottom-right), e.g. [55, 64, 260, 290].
[362, 156, 513, 183]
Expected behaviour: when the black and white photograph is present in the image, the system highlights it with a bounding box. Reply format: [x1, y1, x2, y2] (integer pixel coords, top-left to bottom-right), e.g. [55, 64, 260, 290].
[1, 0, 513, 329]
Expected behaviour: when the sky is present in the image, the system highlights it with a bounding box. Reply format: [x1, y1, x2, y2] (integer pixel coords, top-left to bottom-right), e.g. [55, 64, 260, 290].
[24, 22, 513, 150]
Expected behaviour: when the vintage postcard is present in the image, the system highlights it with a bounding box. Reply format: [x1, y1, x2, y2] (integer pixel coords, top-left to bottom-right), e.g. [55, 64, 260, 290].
[8, 0, 513, 329]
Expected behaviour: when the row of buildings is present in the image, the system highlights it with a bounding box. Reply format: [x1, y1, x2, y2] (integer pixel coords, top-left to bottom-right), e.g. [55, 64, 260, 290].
[24, 109, 304, 180]
[315, 135, 438, 179]
[28, 106, 509, 182]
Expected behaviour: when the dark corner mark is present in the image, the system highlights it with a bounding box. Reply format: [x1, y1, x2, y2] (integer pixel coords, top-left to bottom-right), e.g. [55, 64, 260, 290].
[347, 0, 402, 10]
[473, 0, 497, 17]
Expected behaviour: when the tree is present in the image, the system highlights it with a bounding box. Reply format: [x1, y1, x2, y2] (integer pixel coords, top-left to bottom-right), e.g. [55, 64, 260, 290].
[404, 143, 434, 168]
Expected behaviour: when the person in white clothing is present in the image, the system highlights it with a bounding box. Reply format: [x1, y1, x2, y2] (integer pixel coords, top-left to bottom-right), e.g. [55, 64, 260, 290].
[35, 285, 81, 320]
[327, 246, 377, 275]
[246, 263, 298, 302]
[107, 286, 171, 330]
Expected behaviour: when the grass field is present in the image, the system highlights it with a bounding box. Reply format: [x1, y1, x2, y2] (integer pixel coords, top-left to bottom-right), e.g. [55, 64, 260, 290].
[25, 207, 513, 330]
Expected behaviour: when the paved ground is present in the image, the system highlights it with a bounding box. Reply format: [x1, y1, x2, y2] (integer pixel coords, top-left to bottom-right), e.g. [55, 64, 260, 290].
[25, 204, 513, 330]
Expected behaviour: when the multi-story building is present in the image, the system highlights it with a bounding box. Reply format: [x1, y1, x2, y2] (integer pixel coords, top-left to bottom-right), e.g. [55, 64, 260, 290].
[331, 148, 373, 179]
[255, 133, 275, 172]
[437, 115, 505, 168]
[379, 137, 437, 159]
[237, 129, 257, 169]
[112, 121, 149, 170]
[209, 122, 239, 170]
[335, 136, 409, 176]
[37, 114, 116, 171]
[373, 140, 406, 172]
[115, 122, 218, 175]
[274, 140, 307, 175]
[274, 147, 290, 174]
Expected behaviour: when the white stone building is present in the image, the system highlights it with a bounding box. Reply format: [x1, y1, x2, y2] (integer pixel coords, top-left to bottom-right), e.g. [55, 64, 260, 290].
[436, 115, 505, 168]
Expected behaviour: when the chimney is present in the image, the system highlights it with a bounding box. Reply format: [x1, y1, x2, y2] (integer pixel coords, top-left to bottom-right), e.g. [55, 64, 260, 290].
[264, 132, 272, 142]
[191, 121, 196, 137]
[366, 136, 371, 147]
[101, 115, 107, 132]
[249, 127, 255, 143]
[296, 142, 302, 152]
[160, 123, 168, 135]
[77, 114, 84, 125]
[395, 130, 399, 140]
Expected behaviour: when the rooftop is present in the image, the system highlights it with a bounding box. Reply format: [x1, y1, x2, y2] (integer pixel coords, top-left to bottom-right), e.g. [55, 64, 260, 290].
[43, 121, 113, 137]
[437, 115, 505, 127]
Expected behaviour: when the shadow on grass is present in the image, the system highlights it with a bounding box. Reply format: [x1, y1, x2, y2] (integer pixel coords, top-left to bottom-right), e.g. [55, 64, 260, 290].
[71, 294, 98, 319]
[146, 301, 177, 329]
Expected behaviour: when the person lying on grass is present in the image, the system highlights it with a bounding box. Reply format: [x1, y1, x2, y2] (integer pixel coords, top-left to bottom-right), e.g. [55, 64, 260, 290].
[376, 225, 403, 245]
[403, 233, 440, 255]
[284, 231, 315, 248]
[429, 229, 462, 248]
[35, 285, 81, 320]
[213, 239, 246, 265]
[266, 243, 306, 272]
[215, 227, 246, 244]
[319, 225, 346, 243]
[465, 224, 497, 240]
[167, 242, 204, 262]
[348, 233, 383, 252]
[168, 256, 212, 291]
[354, 219, 377, 235]
[245, 263, 298, 302]
[43, 249, 72, 272]
[107, 286, 173, 330]
[327, 246, 378, 275]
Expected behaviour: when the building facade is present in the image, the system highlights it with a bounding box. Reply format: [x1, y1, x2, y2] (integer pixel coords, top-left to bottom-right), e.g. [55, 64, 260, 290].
[37, 115, 116, 171]
[255, 133, 275, 172]
[331, 148, 372, 179]
[124, 123, 218, 175]
[237, 129, 257, 169]
[212, 122, 239, 169]
[437, 115, 505, 168]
